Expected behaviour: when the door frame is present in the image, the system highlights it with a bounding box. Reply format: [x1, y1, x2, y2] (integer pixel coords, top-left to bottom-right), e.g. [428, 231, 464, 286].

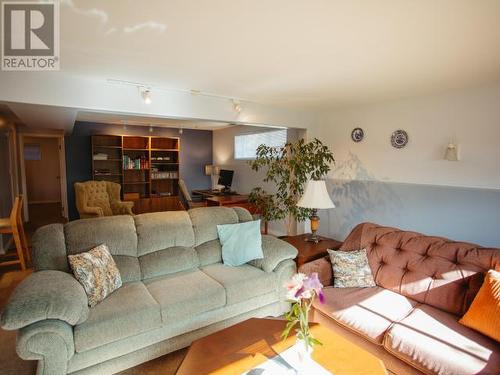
[19, 133, 69, 221]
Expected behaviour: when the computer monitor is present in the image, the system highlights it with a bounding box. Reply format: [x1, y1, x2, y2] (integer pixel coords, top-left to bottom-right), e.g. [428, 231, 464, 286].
[217, 169, 234, 190]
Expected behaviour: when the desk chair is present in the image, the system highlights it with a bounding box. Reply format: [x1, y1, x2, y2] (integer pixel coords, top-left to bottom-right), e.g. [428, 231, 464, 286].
[179, 179, 207, 209]
[0, 196, 29, 270]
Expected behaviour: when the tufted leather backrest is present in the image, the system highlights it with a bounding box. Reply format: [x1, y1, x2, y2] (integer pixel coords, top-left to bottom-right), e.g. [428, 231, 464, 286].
[340, 223, 500, 316]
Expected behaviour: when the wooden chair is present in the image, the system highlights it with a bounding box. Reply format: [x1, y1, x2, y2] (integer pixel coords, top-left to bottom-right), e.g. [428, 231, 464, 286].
[0, 196, 29, 270]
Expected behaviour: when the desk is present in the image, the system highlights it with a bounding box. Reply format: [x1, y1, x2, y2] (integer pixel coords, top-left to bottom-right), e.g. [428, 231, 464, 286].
[205, 195, 268, 234]
[192, 189, 237, 198]
[205, 194, 250, 208]
[191, 189, 219, 198]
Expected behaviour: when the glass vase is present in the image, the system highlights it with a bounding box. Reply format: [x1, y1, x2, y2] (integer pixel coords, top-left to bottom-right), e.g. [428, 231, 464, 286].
[294, 337, 313, 372]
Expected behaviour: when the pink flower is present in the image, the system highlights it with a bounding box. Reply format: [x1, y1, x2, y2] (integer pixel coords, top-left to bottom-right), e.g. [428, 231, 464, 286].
[284, 273, 306, 302]
[284, 272, 325, 303]
[303, 272, 323, 293]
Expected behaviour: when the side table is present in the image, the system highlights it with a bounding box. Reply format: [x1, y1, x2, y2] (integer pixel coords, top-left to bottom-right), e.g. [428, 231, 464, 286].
[281, 234, 342, 268]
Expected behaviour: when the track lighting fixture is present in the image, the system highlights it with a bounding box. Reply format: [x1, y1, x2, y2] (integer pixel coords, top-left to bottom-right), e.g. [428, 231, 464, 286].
[141, 88, 152, 104]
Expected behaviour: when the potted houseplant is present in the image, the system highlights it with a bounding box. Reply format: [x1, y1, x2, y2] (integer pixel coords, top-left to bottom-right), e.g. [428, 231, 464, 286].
[282, 272, 325, 367]
[248, 138, 334, 235]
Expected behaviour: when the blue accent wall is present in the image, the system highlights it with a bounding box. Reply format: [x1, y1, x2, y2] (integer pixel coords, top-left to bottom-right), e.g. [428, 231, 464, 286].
[65, 121, 212, 220]
[318, 179, 500, 248]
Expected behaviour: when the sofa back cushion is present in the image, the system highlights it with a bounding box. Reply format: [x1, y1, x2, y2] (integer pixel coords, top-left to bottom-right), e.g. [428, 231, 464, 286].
[340, 223, 500, 316]
[188, 207, 240, 246]
[64, 215, 140, 282]
[33, 207, 254, 282]
[64, 216, 138, 256]
[134, 211, 195, 256]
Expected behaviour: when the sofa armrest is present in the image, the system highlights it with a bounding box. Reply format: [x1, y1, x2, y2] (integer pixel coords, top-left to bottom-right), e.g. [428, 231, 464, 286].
[298, 256, 333, 287]
[110, 200, 134, 215]
[17, 319, 74, 375]
[1, 270, 89, 330]
[249, 235, 298, 272]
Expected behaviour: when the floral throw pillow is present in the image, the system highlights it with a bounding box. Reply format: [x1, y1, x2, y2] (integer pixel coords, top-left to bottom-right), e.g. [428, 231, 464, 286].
[68, 244, 122, 307]
[327, 249, 376, 288]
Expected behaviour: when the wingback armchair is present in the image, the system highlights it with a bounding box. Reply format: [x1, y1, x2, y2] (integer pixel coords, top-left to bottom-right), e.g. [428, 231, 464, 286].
[74, 181, 134, 219]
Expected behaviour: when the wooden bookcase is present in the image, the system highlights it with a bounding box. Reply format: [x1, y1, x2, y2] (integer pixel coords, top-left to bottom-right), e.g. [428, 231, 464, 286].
[91, 135, 182, 213]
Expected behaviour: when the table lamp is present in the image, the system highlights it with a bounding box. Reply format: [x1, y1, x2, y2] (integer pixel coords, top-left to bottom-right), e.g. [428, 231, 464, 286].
[297, 180, 335, 243]
[205, 165, 220, 189]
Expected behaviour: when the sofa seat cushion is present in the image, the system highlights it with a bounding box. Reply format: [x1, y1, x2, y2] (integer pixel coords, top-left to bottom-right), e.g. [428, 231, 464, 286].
[74, 281, 161, 353]
[313, 286, 418, 344]
[145, 270, 225, 322]
[384, 304, 500, 375]
[201, 263, 277, 305]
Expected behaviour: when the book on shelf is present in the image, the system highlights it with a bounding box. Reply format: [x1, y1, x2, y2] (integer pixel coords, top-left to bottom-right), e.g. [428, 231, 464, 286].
[93, 153, 108, 160]
[123, 155, 149, 170]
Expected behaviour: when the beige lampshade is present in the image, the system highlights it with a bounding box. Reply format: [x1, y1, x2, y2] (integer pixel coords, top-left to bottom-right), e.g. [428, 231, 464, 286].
[297, 180, 335, 209]
[205, 165, 220, 176]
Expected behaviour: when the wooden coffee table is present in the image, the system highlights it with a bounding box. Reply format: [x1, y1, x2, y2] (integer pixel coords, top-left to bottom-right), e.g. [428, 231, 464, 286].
[176, 318, 387, 374]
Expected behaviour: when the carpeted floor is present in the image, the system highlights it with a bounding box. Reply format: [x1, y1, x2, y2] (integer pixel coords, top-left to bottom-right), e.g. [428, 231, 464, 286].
[0, 268, 187, 375]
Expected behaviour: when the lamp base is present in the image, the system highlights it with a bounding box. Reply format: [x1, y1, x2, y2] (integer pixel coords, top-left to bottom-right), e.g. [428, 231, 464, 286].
[305, 233, 322, 243]
[305, 209, 321, 243]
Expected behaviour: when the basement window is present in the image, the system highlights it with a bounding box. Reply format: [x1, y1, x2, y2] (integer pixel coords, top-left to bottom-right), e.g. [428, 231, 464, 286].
[234, 129, 287, 160]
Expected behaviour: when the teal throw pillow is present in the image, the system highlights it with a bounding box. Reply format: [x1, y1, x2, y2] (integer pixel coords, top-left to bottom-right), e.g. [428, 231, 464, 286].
[217, 220, 263, 266]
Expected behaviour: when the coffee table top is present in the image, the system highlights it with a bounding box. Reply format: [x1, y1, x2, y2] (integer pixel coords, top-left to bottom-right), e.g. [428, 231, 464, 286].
[176, 318, 387, 375]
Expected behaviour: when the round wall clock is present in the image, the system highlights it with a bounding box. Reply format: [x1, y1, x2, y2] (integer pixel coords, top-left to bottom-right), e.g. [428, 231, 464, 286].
[351, 127, 364, 142]
[391, 130, 409, 148]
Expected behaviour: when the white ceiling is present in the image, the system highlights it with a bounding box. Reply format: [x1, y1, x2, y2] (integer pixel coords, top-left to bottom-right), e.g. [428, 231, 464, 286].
[76, 111, 234, 130]
[57, 0, 500, 108]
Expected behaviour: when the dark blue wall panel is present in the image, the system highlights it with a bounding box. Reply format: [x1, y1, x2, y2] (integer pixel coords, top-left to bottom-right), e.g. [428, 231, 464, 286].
[65, 121, 212, 220]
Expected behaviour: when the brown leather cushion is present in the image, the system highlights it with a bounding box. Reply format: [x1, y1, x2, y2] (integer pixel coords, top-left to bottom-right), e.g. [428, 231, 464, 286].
[313, 286, 418, 344]
[341, 223, 500, 316]
[384, 304, 500, 375]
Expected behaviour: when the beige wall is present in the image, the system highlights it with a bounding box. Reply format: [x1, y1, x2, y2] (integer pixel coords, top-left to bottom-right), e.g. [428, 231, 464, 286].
[213, 125, 305, 235]
[310, 84, 500, 189]
[24, 137, 61, 203]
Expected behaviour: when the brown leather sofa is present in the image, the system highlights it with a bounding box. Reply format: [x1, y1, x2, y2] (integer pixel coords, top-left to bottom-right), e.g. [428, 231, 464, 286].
[299, 223, 500, 375]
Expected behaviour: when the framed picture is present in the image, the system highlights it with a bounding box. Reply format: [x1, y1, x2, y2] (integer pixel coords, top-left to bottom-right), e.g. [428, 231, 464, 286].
[24, 143, 41, 160]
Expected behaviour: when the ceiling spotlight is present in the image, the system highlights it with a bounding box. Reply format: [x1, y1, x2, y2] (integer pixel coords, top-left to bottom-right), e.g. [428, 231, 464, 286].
[179, 128, 183, 135]
[149, 125, 154, 133]
[232, 99, 242, 113]
[141, 88, 152, 104]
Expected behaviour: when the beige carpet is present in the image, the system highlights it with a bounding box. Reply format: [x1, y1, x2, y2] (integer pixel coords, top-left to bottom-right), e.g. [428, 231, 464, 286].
[0, 268, 187, 375]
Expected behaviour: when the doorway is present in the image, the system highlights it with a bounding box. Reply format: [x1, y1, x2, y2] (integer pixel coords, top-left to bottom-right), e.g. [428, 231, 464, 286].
[20, 134, 68, 233]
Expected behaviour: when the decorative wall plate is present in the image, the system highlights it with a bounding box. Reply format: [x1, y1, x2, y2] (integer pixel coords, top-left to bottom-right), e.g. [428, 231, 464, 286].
[391, 130, 409, 148]
[351, 127, 364, 142]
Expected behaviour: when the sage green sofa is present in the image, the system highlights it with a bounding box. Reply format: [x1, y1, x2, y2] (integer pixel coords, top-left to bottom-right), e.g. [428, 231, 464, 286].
[1, 207, 297, 375]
